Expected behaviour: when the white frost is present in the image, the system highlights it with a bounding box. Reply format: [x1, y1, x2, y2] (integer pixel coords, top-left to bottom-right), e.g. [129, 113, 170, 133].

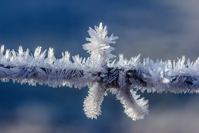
[0, 23, 199, 121]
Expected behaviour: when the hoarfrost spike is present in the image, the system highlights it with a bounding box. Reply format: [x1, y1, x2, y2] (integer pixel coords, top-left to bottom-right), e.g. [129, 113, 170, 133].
[0, 23, 199, 121]
[83, 83, 107, 119]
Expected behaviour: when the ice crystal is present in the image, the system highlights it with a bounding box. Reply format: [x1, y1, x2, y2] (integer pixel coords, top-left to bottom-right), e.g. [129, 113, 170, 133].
[0, 23, 199, 121]
[83, 23, 118, 66]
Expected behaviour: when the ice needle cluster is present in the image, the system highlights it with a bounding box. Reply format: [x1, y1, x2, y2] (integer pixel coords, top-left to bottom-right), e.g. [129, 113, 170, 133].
[0, 23, 199, 121]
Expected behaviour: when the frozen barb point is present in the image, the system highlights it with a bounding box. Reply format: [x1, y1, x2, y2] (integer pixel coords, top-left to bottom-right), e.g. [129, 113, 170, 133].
[0, 23, 199, 121]
[83, 23, 118, 66]
[83, 83, 106, 119]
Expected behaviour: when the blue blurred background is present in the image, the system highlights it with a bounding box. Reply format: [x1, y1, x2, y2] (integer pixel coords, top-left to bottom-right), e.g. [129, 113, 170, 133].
[1, 0, 199, 133]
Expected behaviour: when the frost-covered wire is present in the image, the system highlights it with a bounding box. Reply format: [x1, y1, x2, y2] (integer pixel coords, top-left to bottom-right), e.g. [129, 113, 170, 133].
[0, 23, 199, 121]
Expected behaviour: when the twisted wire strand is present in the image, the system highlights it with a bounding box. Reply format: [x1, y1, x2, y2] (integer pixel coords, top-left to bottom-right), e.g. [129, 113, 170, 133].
[1, 23, 199, 121]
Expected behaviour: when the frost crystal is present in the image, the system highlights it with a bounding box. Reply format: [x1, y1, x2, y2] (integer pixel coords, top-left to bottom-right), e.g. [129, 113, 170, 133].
[83, 23, 118, 66]
[0, 23, 199, 121]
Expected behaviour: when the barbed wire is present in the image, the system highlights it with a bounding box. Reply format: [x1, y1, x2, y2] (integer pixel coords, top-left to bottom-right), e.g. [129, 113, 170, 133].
[0, 23, 199, 121]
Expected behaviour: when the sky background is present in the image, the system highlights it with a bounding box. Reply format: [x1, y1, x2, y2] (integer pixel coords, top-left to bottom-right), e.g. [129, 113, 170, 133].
[1, 0, 199, 133]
